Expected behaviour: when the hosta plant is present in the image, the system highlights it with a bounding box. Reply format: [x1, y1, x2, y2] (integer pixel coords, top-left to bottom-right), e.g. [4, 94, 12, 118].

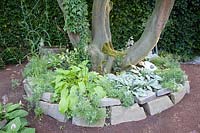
[0, 102, 35, 133]
[106, 66, 163, 98]
[52, 61, 107, 123]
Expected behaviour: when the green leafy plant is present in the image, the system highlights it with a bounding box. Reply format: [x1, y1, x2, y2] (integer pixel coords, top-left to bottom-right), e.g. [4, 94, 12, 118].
[0, 103, 35, 133]
[25, 72, 55, 109]
[23, 56, 49, 78]
[152, 55, 187, 91]
[63, 0, 90, 47]
[107, 66, 162, 98]
[52, 61, 106, 123]
[1, 47, 26, 64]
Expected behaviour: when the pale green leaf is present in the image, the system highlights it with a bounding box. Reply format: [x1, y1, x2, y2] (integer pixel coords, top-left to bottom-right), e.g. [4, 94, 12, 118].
[5, 117, 21, 132]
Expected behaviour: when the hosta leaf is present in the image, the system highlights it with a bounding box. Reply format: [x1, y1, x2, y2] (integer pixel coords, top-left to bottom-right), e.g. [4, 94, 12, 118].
[55, 75, 65, 84]
[6, 110, 28, 120]
[78, 82, 86, 94]
[59, 95, 70, 114]
[56, 69, 70, 75]
[6, 103, 21, 113]
[68, 86, 78, 110]
[60, 88, 69, 98]
[146, 86, 152, 90]
[20, 128, 35, 133]
[5, 117, 21, 132]
[70, 66, 81, 72]
[20, 118, 28, 129]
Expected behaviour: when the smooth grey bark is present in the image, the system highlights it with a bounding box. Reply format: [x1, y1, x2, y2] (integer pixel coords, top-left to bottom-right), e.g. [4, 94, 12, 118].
[122, 0, 175, 68]
[89, 0, 113, 73]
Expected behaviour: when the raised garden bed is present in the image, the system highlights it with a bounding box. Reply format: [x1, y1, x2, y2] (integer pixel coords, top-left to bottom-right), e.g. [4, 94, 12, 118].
[23, 78, 190, 127]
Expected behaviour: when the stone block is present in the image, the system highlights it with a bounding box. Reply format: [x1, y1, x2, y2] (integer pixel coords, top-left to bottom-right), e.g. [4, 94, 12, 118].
[24, 77, 34, 87]
[100, 98, 121, 107]
[72, 108, 106, 127]
[143, 61, 157, 71]
[41, 92, 53, 103]
[169, 88, 186, 104]
[143, 96, 173, 115]
[156, 89, 171, 97]
[24, 83, 33, 97]
[0, 119, 7, 129]
[184, 81, 190, 94]
[135, 91, 156, 104]
[39, 101, 67, 122]
[111, 104, 146, 125]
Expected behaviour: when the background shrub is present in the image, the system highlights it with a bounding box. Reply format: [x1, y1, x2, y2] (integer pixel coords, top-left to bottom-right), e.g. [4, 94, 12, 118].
[0, 0, 199, 65]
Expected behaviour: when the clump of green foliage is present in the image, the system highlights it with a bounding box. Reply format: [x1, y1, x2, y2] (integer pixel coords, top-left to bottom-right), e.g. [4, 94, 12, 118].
[151, 55, 187, 91]
[23, 51, 90, 115]
[23, 56, 49, 78]
[23, 55, 56, 115]
[63, 0, 90, 47]
[52, 61, 107, 124]
[106, 66, 163, 102]
[25, 73, 55, 114]
[1, 47, 26, 64]
[0, 103, 35, 133]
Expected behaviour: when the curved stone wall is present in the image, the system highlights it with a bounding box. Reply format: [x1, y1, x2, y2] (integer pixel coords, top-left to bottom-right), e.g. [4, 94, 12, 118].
[23, 78, 190, 127]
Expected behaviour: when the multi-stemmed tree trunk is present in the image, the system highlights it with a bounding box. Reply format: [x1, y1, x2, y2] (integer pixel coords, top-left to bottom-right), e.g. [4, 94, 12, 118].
[89, 0, 175, 73]
[58, 0, 175, 73]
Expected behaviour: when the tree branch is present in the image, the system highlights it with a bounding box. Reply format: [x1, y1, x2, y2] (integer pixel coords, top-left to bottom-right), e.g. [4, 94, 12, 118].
[122, 0, 175, 68]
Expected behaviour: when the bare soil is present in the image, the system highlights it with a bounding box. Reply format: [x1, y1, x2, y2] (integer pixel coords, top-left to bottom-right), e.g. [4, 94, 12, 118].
[0, 64, 200, 133]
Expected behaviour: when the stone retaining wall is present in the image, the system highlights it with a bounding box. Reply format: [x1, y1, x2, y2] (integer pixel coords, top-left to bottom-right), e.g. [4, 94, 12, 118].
[23, 78, 190, 127]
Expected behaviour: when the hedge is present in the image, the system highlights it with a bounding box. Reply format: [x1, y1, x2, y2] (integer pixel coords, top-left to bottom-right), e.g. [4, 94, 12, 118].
[0, 0, 199, 65]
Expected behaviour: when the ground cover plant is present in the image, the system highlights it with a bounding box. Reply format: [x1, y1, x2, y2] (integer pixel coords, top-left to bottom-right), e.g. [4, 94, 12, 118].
[0, 102, 35, 133]
[151, 55, 187, 91]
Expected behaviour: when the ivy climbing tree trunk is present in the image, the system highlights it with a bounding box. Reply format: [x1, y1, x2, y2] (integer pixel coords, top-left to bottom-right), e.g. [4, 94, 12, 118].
[57, 0, 80, 48]
[89, 0, 114, 73]
[122, 0, 175, 68]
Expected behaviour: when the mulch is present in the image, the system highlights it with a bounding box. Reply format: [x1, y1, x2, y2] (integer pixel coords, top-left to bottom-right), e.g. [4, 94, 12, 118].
[0, 64, 200, 133]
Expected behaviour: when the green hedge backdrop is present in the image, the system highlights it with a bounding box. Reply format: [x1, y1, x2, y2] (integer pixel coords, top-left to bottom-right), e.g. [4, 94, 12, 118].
[0, 0, 199, 65]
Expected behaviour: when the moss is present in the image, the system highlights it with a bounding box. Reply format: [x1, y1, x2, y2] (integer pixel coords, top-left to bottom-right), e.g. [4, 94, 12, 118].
[102, 42, 125, 57]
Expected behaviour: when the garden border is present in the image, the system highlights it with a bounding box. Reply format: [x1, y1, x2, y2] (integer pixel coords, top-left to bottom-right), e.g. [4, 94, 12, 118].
[23, 78, 190, 127]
